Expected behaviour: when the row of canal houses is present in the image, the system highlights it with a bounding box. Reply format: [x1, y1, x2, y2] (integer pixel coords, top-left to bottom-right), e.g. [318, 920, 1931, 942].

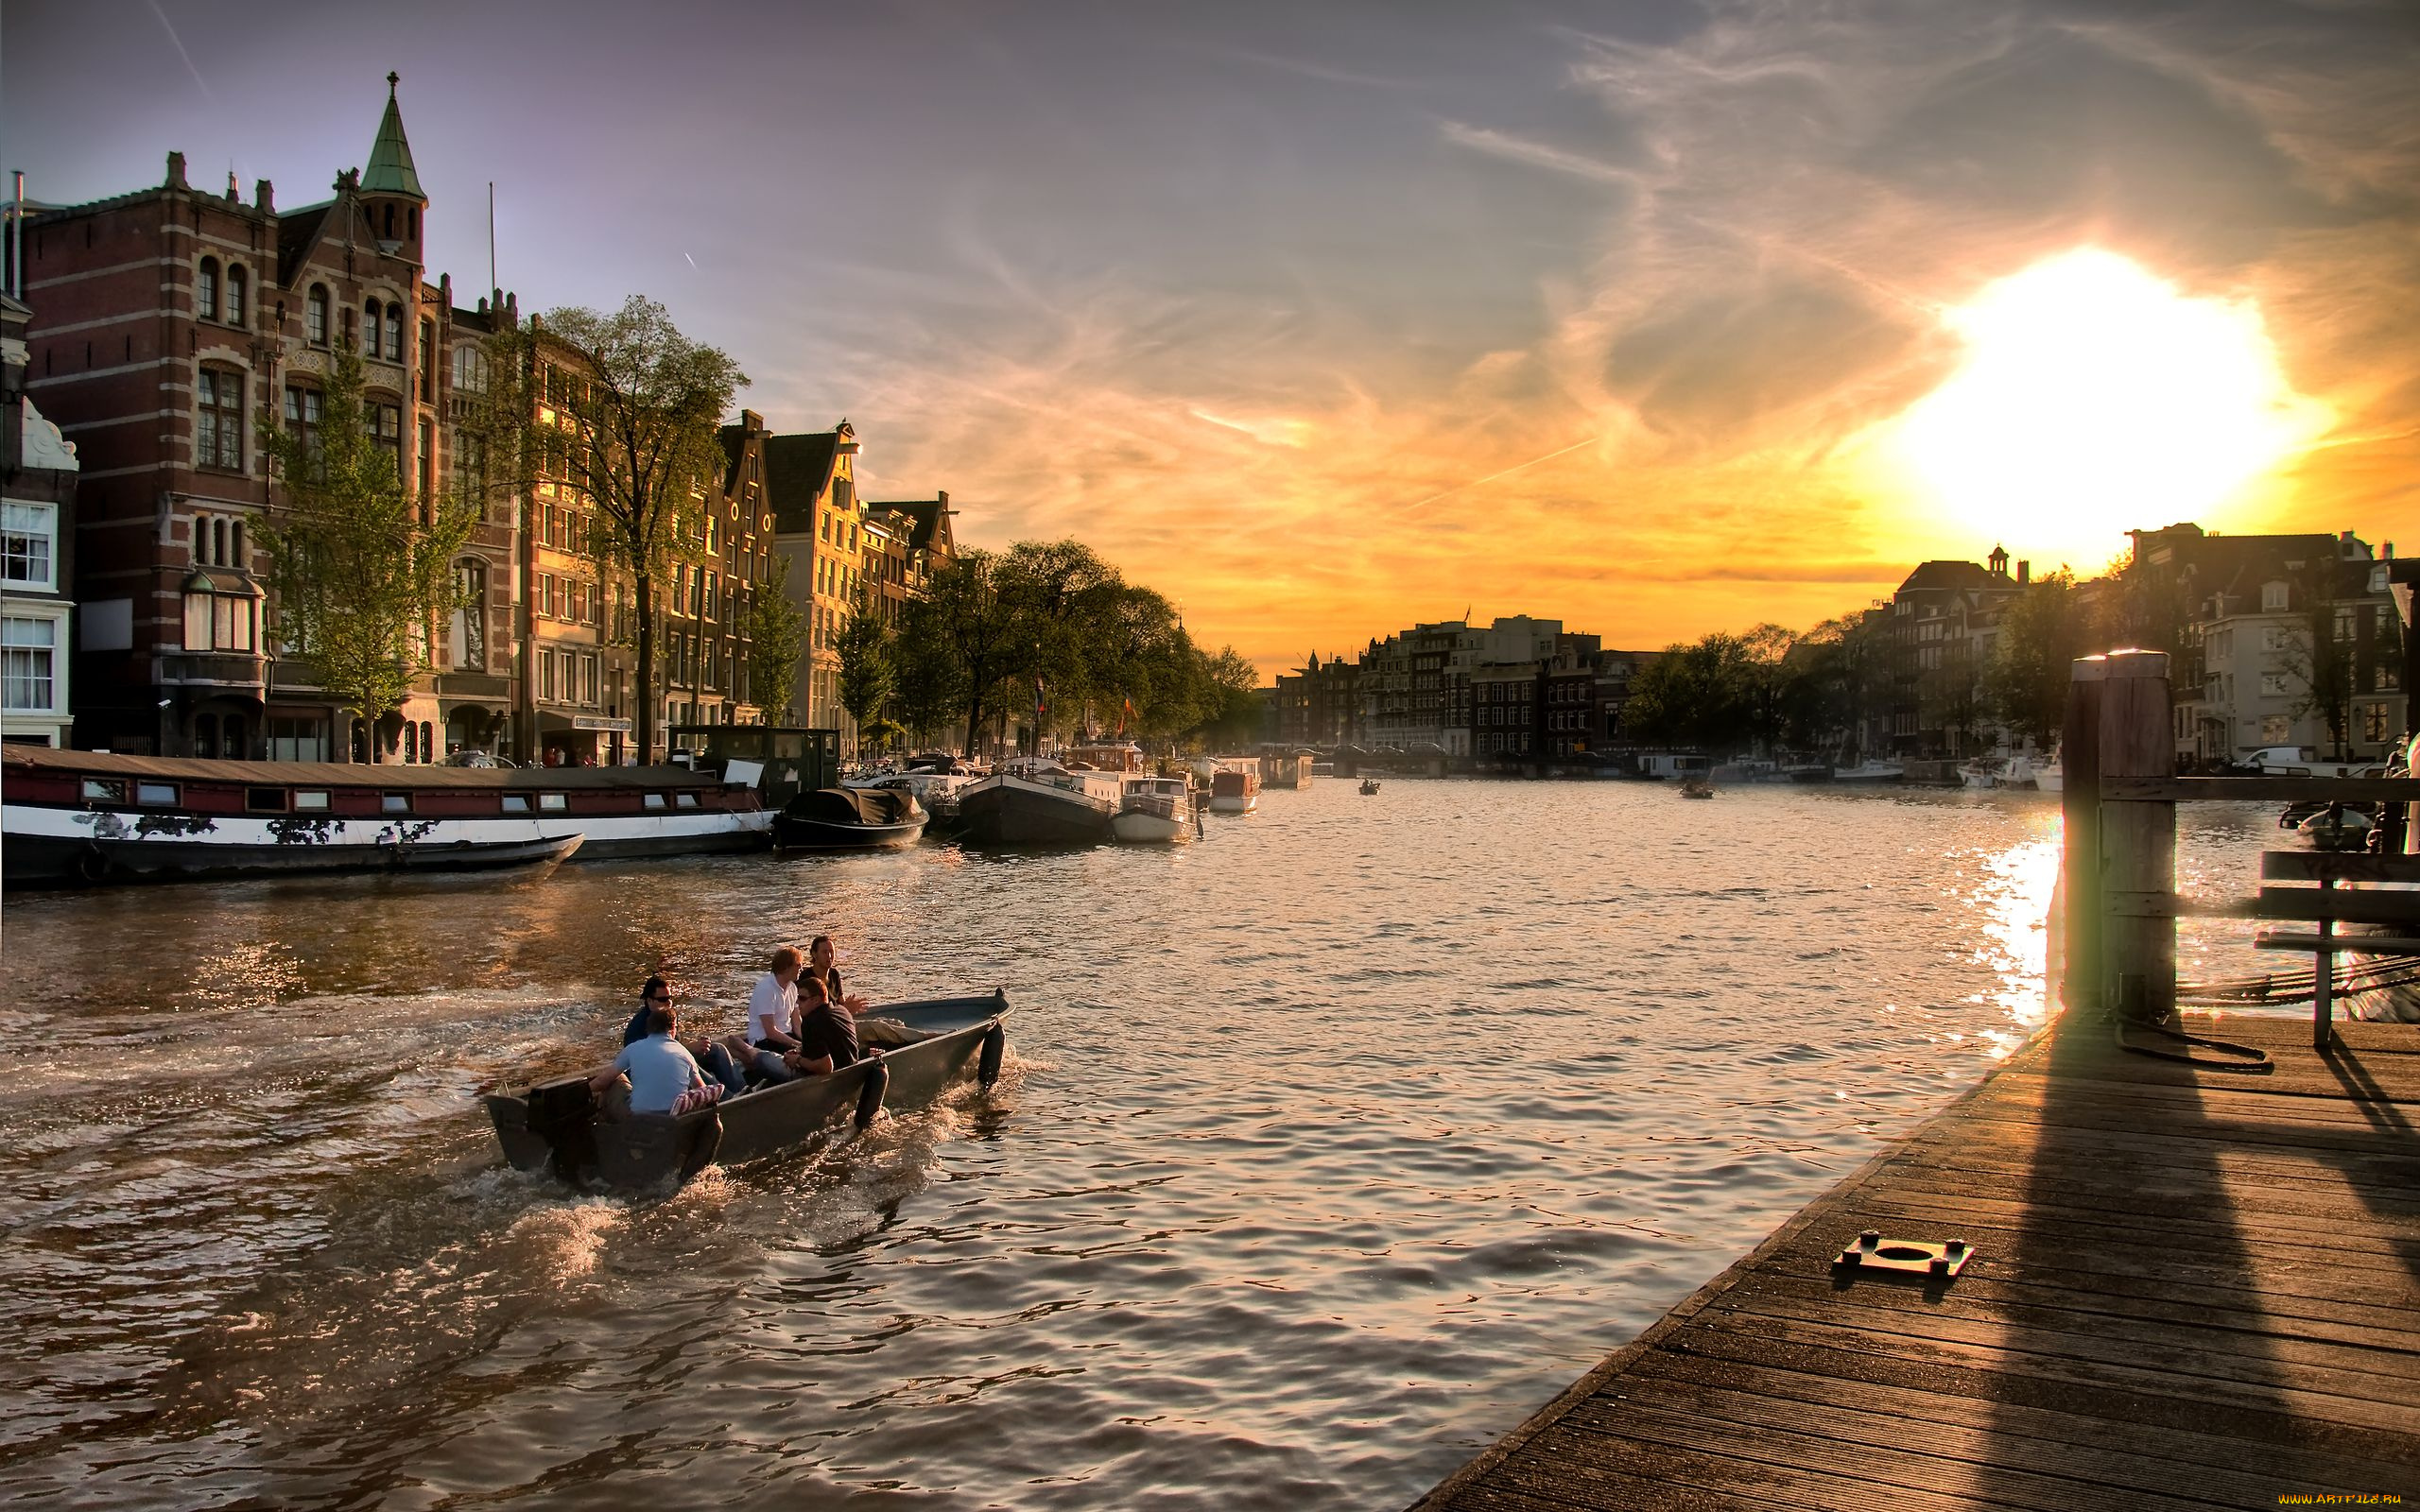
[0, 77, 955, 767]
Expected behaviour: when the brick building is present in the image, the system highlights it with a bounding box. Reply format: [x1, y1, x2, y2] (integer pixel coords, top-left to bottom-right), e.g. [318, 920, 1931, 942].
[22, 78, 521, 762]
[768, 421, 862, 733]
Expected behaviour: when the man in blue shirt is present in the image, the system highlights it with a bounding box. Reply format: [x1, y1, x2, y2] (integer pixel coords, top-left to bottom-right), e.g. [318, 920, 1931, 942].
[593, 1003, 718, 1116]
[623, 975, 747, 1096]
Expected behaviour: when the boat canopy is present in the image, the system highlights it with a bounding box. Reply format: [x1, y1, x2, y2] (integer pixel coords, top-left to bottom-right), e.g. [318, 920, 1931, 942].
[790, 785, 921, 826]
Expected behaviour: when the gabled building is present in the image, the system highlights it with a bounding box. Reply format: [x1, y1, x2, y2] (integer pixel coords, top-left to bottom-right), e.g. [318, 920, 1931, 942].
[766, 421, 863, 731]
[2, 292, 79, 747]
[1887, 553, 2024, 758]
[22, 77, 516, 762]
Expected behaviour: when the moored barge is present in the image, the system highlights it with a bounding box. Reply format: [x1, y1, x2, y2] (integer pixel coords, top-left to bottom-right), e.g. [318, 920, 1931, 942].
[1, 747, 771, 885]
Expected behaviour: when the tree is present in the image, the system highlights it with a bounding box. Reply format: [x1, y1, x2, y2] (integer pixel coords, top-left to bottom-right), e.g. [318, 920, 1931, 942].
[256, 341, 476, 756]
[836, 607, 895, 754]
[1620, 631, 1771, 754]
[2279, 571, 2360, 757]
[498, 297, 747, 762]
[1983, 572, 2105, 749]
[908, 549, 1026, 759]
[743, 555, 807, 721]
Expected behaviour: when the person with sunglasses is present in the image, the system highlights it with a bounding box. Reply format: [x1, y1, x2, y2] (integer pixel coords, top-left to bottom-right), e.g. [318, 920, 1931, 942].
[624, 975, 749, 1096]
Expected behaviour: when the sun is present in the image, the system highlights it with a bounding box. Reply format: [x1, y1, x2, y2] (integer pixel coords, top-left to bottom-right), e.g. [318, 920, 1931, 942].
[1883, 249, 2329, 562]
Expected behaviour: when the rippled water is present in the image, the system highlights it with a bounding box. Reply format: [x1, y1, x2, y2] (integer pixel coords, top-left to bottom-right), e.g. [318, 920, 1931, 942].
[0, 781, 2288, 1508]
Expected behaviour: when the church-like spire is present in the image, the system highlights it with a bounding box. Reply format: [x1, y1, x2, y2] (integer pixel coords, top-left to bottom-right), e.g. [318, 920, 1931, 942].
[361, 72, 425, 201]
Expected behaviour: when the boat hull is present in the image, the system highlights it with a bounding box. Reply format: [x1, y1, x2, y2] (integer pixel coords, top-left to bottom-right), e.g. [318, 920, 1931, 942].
[2, 805, 586, 885]
[957, 778, 1114, 846]
[773, 814, 927, 849]
[1112, 808, 1193, 843]
[485, 993, 1009, 1189]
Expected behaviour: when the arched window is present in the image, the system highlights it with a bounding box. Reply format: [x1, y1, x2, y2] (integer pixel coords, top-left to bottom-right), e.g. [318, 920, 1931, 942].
[306, 284, 329, 346]
[197, 258, 218, 321]
[364, 298, 383, 357]
[231, 519, 245, 571]
[450, 559, 487, 670]
[385, 303, 404, 364]
[421, 721, 435, 764]
[212, 518, 228, 564]
[383, 203, 396, 240]
[225, 264, 246, 327]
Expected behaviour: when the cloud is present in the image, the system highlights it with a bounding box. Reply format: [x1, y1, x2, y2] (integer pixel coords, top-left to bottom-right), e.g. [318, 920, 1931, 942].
[1438, 121, 1634, 186]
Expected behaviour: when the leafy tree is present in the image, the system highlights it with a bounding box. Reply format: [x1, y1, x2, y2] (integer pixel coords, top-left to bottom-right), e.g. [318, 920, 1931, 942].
[742, 555, 806, 721]
[256, 341, 476, 757]
[2279, 571, 2360, 757]
[1621, 631, 1772, 754]
[908, 549, 1026, 758]
[1187, 646, 1263, 748]
[836, 607, 896, 754]
[495, 297, 747, 761]
[1982, 571, 2104, 749]
[1776, 612, 1891, 755]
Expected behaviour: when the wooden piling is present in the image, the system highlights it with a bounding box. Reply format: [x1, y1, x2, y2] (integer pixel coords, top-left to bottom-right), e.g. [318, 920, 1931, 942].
[2096, 650, 2177, 1022]
[2059, 657, 2105, 1013]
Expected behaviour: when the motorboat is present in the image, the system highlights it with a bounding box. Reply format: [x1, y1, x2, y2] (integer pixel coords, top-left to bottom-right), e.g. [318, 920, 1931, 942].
[1206, 758, 1260, 814]
[1679, 778, 1715, 799]
[1112, 774, 1199, 843]
[1785, 764, 1834, 782]
[774, 786, 926, 850]
[849, 753, 983, 826]
[2033, 755, 2064, 794]
[956, 758, 1119, 846]
[1358, 778, 1381, 796]
[2284, 799, 2377, 853]
[484, 990, 1010, 1191]
[0, 746, 771, 885]
[1831, 761, 1906, 784]
[1960, 757, 2004, 789]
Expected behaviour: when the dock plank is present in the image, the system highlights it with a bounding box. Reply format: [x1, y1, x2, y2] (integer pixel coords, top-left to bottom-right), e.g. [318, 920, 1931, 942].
[1410, 1011, 2420, 1511]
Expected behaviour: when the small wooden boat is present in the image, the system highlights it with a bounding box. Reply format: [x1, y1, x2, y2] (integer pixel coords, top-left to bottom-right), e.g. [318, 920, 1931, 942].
[1680, 778, 1715, 799]
[484, 990, 1011, 1190]
[1358, 778, 1381, 796]
[2285, 799, 2377, 853]
[774, 786, 926, 850]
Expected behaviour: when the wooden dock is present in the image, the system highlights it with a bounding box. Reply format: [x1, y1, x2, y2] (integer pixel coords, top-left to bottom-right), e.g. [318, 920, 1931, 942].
[1409, 1010, 2420, 1511]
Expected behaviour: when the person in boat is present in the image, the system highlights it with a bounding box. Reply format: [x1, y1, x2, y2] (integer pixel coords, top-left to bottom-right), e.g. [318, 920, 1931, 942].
[590, 1002, 721, 1118]
[621, 976, 749, 1098]
[782, 971, 864, 1076]
[742, 947, 806, 1082]
[806, 934, 928, 1049]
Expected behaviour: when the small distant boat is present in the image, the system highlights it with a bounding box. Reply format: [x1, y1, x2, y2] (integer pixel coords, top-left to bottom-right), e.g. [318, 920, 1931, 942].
[2286, 800, 2377, 853]
[1680, 778, 1715, 799]
[774, 786, 926, 850]
[1832, 761, 1906, 784]
[1112, 775, 1199, 844]
[1206, 759, 1261, 814]
[1960, 757, 2004, 789]
[1359, 778, 1381, 796]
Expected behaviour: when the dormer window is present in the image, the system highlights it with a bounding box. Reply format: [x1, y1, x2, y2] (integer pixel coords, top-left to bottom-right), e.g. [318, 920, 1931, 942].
[197, 258, 219, 320]
[306, 284, 329, 346]
[2261, 581, 2290, 612]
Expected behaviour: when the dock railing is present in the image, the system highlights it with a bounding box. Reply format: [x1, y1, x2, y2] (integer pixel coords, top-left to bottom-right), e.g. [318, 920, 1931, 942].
[2060, 649, 2420, 1047]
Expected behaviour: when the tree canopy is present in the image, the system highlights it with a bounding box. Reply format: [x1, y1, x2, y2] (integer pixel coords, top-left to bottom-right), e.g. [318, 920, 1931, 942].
[255, 341, 476, 747]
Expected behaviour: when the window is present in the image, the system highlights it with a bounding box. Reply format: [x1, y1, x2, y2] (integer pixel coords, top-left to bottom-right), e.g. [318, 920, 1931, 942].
[370, 402, 402, 478]
[2, 503, 57, 590]
[452, 345, 489, 393]
[382, 793, 412, 814]
[137, 782, 180, 805]
[540, 648, 557, 702]
[81, 778, 126, 803]
[284, 386, 323, 464]
[418, 418, 434, 501]
[2261, 581, 2290, 612]
[385, 303, 404, 366]
[245, 787, 287, 814]
[451, 560, 487, 670]
[454, 430, 487, 509]
[676, 791, 700, 809]
[643, 793, 667, 811]
[268, 715, 328, 763]
[197, 258, 218, 320]
[582, 652, 599, 705]
[196, 369, 244, 470]
[293, 790, 330, 811]
[2335, 607, 2359, 644]
[2260, 672, 2292, 697]
[0, 616, 57, 711]
[363, 298, 384, 358]
[226, 265, 246, 327]
[306, 284, 330, 345]
[419, 318, 435, 403]
[502, 794, 531, 814]
[2362, 704, 2390, 743]
[539, 792, 567, 813]
[183, 577, 257, 652]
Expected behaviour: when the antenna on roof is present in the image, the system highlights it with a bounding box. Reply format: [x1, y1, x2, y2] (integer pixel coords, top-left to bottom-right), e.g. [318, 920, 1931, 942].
[488, 181, 497, 303]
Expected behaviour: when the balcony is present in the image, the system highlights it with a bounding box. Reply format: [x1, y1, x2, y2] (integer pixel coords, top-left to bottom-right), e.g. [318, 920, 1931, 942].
[163, 652, 268, 689]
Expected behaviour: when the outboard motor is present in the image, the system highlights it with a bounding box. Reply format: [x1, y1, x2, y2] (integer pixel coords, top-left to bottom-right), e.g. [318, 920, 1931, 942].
[525, 1075, 599, 1184]
[854, 1057, 890, 1131]
[978, 1020, 1007, 1087]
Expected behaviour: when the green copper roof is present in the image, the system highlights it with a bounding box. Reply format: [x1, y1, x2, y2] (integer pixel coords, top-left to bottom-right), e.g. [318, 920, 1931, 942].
[361, 73, 424, 199]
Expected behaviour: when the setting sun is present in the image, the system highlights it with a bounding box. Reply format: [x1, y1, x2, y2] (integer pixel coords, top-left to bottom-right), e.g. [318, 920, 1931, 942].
[1885, 249, 2330, 562]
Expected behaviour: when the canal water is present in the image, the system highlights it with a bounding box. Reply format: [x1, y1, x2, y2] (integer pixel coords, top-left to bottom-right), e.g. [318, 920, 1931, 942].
[0, 781, 2287, 1509]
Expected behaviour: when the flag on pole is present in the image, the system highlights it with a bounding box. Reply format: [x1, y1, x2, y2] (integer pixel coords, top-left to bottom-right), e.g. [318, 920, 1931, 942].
[1117, 695, 1133, 735]
[1035, 678, 1047, 721]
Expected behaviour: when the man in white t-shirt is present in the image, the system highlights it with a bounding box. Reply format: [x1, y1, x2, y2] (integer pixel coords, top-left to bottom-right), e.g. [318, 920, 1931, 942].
[740, 945, 805, 1083]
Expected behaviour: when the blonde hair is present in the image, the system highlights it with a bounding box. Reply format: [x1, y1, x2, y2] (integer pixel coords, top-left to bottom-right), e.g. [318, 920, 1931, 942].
[770, 946, 804, 973]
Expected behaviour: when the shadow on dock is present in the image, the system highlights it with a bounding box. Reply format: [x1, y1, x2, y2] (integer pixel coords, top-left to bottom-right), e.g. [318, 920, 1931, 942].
[1407, 1012, 2420, 1510]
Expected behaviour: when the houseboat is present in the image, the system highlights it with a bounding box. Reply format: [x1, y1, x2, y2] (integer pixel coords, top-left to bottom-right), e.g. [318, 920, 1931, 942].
[955, 758, 1119, 846]
[1, 746, 770, 885]
[1259, 752, 1315, 789]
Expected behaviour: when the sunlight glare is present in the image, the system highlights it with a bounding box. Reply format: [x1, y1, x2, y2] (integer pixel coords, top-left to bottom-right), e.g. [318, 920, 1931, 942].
[1889, 249, 2328, 557]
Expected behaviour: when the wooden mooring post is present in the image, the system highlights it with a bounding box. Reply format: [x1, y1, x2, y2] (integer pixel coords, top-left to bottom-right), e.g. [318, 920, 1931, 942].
[2061, 650, 2176, 1019]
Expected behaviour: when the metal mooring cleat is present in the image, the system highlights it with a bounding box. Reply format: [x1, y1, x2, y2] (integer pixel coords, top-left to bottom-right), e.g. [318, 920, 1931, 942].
[1834, 1229, 1974, 1278]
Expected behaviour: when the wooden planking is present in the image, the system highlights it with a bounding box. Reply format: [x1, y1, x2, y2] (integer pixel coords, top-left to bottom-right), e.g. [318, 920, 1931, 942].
[1411, 1011, 2420, 1512]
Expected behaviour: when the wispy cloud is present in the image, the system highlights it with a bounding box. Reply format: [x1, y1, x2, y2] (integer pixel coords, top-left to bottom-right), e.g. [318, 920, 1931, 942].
[1438, 121, 1633, 185]
[147, 0, 211, 100]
